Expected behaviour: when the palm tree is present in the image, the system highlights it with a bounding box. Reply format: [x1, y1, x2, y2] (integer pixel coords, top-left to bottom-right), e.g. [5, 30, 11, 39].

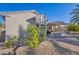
[70, 4, 79, 25]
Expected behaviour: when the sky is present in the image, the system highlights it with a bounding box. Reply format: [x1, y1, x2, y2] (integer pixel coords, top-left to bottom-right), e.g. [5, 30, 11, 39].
[0, 3, 77, 23]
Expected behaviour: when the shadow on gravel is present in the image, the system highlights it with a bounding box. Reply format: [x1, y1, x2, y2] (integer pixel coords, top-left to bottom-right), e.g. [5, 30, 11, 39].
[56, 39, 79, 46]
[47, 35, 79, 46]
[50, 40, 79, 55]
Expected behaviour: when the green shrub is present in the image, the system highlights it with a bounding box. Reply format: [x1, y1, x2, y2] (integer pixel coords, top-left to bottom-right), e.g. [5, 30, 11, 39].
[67, 25, 79, 32]
[0, 31, 1, 37]
[5, 36, 17, 48]
[75, 25, 79, 32]
[25, 24, 39, 48]
[77, 38, 79, 40]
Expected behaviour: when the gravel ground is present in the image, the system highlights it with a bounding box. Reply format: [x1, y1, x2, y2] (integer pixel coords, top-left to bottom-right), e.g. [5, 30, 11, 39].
[0, 40, 79, 55]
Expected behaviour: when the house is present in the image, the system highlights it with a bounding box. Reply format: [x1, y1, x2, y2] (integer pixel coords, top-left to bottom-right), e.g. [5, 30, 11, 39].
[47, 21, 67, 33]
[0, 10, 46, 40]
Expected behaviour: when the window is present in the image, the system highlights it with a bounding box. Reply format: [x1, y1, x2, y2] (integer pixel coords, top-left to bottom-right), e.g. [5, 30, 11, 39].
[26, 17, 36, 25]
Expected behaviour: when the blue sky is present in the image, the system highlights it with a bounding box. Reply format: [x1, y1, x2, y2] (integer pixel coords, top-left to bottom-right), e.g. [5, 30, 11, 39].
[0, 3, 77, 23]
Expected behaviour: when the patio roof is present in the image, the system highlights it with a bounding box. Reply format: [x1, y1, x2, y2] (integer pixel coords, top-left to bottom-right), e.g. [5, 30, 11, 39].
[47, 21, 67, 26]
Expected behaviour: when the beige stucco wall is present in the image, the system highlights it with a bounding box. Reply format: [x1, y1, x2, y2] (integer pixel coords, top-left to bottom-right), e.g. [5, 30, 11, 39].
[5, 12, 38, 37]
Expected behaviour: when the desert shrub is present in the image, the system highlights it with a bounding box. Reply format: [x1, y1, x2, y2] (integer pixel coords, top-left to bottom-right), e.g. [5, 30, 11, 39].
[5, 36, 17, 48]
[25, 24, 39, 48]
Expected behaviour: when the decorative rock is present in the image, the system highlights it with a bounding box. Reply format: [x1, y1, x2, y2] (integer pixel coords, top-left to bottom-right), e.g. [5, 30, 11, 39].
[34, 40, 58, 55]
[15, 46, 28, 55]
[0, 48, 14, 55]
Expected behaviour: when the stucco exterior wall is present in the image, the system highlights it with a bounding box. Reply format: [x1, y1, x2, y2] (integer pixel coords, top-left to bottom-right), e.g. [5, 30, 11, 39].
[5, 12, 37, 37]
